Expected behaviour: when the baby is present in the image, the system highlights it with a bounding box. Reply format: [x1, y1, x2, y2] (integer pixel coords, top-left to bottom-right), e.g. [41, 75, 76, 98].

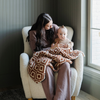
[51, 25, 74, 49]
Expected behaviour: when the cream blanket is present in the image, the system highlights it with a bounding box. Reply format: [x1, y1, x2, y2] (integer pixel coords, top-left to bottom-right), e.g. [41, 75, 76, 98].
[28, 47, 84, 83]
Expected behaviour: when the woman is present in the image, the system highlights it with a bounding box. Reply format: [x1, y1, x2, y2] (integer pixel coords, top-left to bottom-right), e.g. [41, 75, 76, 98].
[27, 13, 71, 100]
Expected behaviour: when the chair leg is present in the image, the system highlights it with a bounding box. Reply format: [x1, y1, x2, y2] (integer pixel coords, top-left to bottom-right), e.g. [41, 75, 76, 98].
[71, 96, 75, 100]
[28, 98, 33, 100]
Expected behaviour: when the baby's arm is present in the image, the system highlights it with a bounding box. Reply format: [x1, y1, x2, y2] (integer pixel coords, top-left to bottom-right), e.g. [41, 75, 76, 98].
[51, 38, 59, 49]
[51, 43, 55, 48]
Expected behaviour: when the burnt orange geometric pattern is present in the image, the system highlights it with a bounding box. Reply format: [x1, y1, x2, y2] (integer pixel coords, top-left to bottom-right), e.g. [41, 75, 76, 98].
[28, 47, 84, 83]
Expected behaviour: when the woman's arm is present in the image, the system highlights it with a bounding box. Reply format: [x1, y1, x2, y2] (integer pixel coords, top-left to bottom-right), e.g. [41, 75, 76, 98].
[53, 24, 59, 40]
[53, 24, 59, 34]
[29, 31, 37, 53]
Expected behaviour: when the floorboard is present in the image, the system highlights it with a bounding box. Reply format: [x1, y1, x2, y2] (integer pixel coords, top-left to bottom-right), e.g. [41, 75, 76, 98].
[0, 86, 99, 100]
[76, 90, 99, 100]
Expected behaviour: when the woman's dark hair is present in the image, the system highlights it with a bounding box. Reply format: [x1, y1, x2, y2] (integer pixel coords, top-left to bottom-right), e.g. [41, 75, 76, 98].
[27, 13, 53, 51]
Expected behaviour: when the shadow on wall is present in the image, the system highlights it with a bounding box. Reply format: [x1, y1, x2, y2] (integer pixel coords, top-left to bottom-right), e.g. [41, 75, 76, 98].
[0, 29, 24, 88]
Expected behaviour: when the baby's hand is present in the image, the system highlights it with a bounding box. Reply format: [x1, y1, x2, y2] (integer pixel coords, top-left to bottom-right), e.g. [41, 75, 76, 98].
[64, 44, 68, 48]
[51, 42, 59, 49]
[58, 43, 65, 48]
[51, 43, 55, 47]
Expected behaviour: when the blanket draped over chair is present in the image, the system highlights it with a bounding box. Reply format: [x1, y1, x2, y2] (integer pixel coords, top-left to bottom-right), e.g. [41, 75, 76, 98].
[28, 47, 84, 83]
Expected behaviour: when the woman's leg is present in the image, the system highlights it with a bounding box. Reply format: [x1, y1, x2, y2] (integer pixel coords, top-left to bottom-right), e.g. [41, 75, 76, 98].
[54, 62, 71, 100]
[42, 66, 55, 100]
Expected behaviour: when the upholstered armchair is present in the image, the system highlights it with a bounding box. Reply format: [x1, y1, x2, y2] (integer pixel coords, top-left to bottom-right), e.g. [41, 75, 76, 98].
[20, 26, 84, 100]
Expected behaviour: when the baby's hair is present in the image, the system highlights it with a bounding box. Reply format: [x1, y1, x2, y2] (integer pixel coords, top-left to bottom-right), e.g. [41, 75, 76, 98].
[59, 25, 68, 33]
[61, 25, 66, 28]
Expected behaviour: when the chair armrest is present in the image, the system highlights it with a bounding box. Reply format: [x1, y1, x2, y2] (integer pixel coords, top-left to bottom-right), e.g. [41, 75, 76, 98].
[20, 53, 32, 98]
[73, 53, 84, 96]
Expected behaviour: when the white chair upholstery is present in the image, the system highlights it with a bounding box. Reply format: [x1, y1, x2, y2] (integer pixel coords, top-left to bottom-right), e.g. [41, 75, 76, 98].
[20, 26, 83, 99]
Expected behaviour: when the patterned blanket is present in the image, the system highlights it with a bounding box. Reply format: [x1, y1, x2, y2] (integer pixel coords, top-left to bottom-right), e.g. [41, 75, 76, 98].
[28, 47, 84, 83]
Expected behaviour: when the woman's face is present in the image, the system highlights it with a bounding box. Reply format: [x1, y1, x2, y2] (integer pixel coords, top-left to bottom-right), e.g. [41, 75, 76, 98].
[44, 20, 53, 30]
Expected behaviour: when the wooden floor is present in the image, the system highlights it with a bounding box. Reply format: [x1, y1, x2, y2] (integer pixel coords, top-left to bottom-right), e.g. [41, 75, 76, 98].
[76, 90, 99, 100]
[0, 86, 99, 100]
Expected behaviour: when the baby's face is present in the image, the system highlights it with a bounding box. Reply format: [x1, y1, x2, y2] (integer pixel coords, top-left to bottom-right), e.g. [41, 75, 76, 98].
[57, 28, 67, 40]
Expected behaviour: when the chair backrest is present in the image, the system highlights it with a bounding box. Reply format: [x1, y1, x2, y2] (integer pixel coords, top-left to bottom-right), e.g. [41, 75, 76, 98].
[22, 26, 74, 57]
